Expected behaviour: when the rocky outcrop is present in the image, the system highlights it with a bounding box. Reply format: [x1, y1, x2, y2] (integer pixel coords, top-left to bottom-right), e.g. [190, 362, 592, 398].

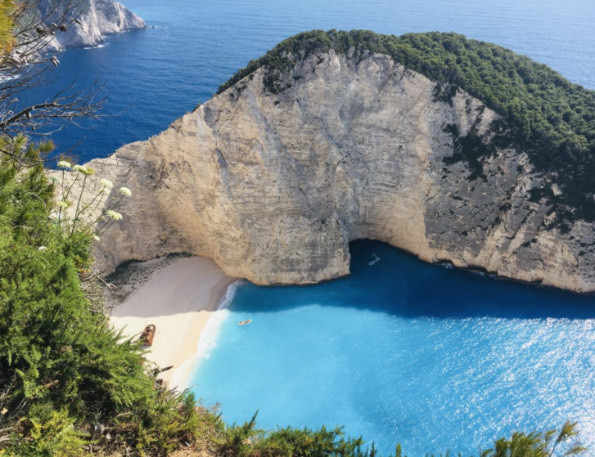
[72, 49, 594, 293]
[36, 0, 144, 50]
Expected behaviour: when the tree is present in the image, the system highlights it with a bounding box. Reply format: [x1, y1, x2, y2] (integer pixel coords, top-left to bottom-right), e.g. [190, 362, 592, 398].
[0, 0, 103, 163]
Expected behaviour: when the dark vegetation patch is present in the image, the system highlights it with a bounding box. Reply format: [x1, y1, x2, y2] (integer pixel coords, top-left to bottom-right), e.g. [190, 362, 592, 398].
[443, 131, 493, 182]
[218, 29, 595, 225]
[432, 82, 459, 106]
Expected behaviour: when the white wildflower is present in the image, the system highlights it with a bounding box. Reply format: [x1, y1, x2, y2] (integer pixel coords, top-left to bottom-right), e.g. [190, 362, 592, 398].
[38, 246, 47, 251]
[93, 235, 100, 241]
[57, 160, 72, 169]
[49, 176, 60, 184]
[48, 212, 60, 221]
[100, 178, 114, 189]
[73, 164, 94, 175]
[119, 186, 132, 197]
[57, 201, 69, 209]
[106, 210, 123, 221]
[101, 187, 111, 195]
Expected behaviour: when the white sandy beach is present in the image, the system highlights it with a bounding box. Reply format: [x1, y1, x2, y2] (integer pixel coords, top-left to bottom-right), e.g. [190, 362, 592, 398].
[109, 256, 235, 390]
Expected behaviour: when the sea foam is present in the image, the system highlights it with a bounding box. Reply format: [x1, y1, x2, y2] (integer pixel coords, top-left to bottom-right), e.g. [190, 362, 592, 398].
[193, 280, 243, 369]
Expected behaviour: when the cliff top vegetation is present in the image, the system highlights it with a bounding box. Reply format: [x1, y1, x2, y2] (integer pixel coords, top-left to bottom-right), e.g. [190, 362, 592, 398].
[219, 30, 595, 226]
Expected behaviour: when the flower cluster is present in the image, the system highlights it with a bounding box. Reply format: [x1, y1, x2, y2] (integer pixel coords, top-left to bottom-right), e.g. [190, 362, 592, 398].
[73, 164, 94, 176]
[119, 187, 132, 197]
[100, 178, 114, 189]
[106, 210, 123, 221]
[55, 159, 132, 241]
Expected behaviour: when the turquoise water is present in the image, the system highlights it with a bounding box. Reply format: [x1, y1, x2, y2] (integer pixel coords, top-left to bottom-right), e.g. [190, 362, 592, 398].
[17, 0, 595, 162]
[191, 241, 595, 456]
[19, 0, 595, 454]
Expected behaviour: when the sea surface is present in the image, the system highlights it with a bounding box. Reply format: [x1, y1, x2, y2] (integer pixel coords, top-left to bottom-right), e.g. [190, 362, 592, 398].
[192, 241, 595, 456]
[21, 1, 595, 455]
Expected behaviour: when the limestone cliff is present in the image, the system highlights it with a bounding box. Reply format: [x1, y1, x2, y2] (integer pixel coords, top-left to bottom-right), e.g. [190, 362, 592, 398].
[35, 0, 144, 50]
[69, 35, 594, 293]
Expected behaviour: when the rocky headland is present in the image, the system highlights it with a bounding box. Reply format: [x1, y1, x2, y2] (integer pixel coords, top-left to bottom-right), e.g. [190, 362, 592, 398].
[35, 0, 144, 49]
[68, 31, 594, 293]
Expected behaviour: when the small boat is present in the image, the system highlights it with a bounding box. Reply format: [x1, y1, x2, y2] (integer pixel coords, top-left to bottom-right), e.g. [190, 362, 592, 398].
[140, 324, 156, 346]
[238, 319, 252, 326]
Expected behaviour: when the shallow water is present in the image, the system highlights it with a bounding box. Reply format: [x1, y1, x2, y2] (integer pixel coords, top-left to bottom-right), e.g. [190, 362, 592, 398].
[191, 241, 595, 456]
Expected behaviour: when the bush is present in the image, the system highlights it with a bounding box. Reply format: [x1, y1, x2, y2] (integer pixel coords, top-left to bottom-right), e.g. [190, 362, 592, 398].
[0, 145, 205, 456]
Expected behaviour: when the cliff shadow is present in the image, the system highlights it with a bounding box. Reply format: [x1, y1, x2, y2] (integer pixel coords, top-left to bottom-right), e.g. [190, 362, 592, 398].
[228, 240, 595, 320]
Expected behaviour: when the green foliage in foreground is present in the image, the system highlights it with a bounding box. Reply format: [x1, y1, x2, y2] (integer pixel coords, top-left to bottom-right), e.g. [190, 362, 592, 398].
[0, 142, 205, 456]
[218, 30, 595, 225]
[0, 143, 589, 457]
[215, 412, 586, 457]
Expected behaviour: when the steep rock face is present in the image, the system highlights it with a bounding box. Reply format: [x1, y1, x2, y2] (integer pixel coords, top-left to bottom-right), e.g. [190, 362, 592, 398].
[79, 49, 594, 292]
[37, 0, 144, 49]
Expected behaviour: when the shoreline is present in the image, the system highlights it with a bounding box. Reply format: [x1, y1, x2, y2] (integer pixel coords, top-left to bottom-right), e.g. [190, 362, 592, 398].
[108, 256, 235, 389]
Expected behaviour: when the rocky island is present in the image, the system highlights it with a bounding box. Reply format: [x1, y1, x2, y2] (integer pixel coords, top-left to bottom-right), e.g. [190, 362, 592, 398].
[77, 30, 594, 293]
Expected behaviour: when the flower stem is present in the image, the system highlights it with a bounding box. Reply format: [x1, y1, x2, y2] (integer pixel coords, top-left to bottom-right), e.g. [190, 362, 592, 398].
[71, 174, 88, 235]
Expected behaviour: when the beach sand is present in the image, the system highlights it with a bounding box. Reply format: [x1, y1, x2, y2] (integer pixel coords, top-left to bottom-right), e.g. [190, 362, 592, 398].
[108, 256, 235, 389]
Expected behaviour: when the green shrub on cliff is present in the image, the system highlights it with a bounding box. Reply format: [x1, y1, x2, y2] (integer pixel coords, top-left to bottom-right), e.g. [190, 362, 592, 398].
[214, 416, 586, 457]
[218, 30, 595, 224]
[0, 144, 204, 456]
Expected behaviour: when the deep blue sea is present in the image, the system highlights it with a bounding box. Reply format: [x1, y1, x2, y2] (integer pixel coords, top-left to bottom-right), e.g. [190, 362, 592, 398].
[24, 1, 595, 455]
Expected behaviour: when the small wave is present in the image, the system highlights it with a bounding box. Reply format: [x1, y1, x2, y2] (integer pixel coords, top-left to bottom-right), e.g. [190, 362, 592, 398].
[193, 280, 243, 368]
[368, 253, 381, 266]
[218, 279, 243, 311]
[83, 43, 108, 50]
[0, 72, 21, 83]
